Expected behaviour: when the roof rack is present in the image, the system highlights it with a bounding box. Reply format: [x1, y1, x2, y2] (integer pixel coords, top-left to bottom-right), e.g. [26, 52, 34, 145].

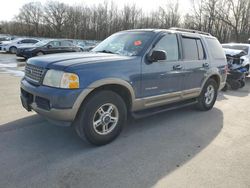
[169, 27, 211, 36]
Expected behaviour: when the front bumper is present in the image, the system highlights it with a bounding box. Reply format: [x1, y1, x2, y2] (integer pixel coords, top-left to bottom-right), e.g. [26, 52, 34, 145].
[16, 50, 33, 58]
[20, 78, 83, 122]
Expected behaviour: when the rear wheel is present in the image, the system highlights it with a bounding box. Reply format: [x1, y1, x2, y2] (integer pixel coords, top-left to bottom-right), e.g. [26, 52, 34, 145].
[9, 46, 17, 54]
[196, 79, 218, 111]
[74, 90, 127, 146]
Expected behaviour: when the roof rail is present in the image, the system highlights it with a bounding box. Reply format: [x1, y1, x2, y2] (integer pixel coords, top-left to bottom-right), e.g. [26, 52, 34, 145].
[169, 27, 211, 36]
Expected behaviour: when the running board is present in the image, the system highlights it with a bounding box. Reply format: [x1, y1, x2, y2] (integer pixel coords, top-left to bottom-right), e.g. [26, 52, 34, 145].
[132, 98, 198, 119]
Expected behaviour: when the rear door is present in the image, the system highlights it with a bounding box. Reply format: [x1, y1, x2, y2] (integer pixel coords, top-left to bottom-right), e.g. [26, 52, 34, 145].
[141, 33, 185, 100]
[46, 41, 61, 54]
[60, 41, 75, 52]
[180, 36, 208, 91]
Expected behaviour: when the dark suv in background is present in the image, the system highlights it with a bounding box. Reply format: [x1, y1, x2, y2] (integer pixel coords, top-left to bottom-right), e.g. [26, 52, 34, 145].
[20, 28, 227, 145]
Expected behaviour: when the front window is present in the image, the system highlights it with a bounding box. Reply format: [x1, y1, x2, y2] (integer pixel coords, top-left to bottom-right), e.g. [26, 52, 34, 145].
[92, 32, 154, 56]
[154, 34, 179, 61]
[35, 40, 50, 47]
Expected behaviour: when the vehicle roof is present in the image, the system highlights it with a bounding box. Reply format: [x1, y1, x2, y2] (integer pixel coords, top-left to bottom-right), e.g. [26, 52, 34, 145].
[43, 39, 73, 42]
[120, 28, 215, 38]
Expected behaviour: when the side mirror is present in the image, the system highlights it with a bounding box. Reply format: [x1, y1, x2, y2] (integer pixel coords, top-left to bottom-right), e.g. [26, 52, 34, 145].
[47, 45, 52, 49]
[148, 50, 167, 62]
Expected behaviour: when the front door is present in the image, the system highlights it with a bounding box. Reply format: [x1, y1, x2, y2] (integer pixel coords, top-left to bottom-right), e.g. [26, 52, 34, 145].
[141, 33, 185, 106]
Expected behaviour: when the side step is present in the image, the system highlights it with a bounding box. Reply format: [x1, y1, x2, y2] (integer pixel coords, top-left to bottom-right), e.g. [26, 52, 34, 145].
[132, 98, 198, 119]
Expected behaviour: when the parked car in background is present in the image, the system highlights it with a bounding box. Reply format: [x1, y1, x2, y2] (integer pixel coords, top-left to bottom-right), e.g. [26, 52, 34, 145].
[1, 38, 39, 54]
[75, 40, 100, 51]
[222, 43, 250, 75]
[16, 39, 82, 59]
[0, 35, 16, 50]
[20, 28, 227, 145]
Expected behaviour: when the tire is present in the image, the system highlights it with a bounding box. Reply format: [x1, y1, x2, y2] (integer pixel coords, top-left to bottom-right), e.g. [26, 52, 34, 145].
[196, 79, 218, 111]
[36, 51, 44, 56]
[9, 46, 17, 54]
[230, 80, 241, 90]
[74, 90, 127, 146]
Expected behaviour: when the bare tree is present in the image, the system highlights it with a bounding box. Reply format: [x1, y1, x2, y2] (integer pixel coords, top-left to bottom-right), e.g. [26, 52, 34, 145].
[43, 1, 68, 37]
[1, 0, 250, 42]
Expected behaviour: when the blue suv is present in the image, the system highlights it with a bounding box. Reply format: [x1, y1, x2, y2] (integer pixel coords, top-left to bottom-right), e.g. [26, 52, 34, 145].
[21, 28, 227, 145]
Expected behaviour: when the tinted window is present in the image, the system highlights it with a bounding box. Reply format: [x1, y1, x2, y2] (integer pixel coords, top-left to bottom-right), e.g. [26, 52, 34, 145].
[48, 41, 60, 47]
[196, 39, 205, 60]
[154, 34, 179, 61]
[182, 37, 199, 60]
[61, 41, 73, 47]
[21, 39, 38, 43]
[206, 38, 225, 59]
[28, 39, 38, 43]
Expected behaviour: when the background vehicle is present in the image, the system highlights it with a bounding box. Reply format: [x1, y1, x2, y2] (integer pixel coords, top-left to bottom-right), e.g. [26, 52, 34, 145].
[16, 39, 82, 59]
[0, 35, 16, 50]
[74, 40, 100, 52]
[1, 38, 39, 54]
[20, 28, 227, 145]
[222, 43, 250, 75]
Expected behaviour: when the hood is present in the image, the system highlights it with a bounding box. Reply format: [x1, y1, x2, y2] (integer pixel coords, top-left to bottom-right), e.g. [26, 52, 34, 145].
[27, 52, 136, 70]
[0, 41, 12, 45]
[223, 48, 247, 57]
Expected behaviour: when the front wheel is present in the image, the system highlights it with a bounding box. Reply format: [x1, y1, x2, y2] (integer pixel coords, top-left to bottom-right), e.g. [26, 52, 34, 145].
[74, 90, 127, 146]
[9, 46, 17, 54]
[196, 79, 218, 111]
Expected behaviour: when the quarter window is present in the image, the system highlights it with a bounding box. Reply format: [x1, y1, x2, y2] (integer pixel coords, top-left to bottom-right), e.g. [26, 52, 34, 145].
[207, 38, 228, 59]
[154, 34, 179, 61]
[196, 39, 205, 60]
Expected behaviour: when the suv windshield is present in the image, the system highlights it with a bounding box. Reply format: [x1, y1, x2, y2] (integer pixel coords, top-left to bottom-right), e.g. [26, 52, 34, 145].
[92, 32, 154, 56]
[222, 44, 249, 54]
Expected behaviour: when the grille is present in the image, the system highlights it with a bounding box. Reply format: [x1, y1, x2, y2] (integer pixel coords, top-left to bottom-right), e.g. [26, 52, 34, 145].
[25, 64, 45, 83]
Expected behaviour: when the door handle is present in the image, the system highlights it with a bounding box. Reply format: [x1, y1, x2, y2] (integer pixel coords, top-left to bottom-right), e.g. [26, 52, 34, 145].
[203, 62, 210, 68]
[173, 64, 183, 70]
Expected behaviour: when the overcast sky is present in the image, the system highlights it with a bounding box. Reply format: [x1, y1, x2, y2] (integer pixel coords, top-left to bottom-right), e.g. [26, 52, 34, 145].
[0, 0, 193, 21]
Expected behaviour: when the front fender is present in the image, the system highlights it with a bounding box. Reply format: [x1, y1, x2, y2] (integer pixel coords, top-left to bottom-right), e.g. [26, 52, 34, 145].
[70, 78, 136, 120]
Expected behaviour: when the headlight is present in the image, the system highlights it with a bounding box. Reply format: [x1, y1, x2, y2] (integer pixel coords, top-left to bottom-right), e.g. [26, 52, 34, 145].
[43, 70, 79, 89]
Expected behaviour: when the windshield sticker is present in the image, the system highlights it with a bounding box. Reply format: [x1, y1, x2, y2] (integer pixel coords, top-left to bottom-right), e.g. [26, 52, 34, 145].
[134, 40, 142, 46]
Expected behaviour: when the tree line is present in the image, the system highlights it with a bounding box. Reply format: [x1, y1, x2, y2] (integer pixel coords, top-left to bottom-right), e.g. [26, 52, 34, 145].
[0, 0, 250, 43]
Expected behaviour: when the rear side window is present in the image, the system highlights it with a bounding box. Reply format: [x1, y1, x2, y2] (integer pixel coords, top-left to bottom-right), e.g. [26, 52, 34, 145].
[61, 41, 74, 47]
[206, 38, 225, 59]
[154, 34, 179, 61]
[182, 37, 205, 60]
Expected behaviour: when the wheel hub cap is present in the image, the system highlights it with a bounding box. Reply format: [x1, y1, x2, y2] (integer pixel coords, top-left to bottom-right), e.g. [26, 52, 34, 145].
[93, 103, 119, 135]
[205, 85, 215, 105]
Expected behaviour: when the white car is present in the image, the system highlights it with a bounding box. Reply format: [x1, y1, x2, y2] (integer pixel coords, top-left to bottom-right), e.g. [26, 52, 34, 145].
[1, 38, 40, 54]
[222, 43, 250, 74]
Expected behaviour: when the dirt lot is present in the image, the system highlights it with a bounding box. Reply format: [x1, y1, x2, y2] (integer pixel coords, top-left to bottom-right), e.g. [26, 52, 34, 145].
[0, 53, 250, 188]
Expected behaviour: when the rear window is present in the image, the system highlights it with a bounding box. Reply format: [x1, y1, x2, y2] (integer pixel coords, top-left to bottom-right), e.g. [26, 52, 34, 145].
[182, 37, 205, 60]
[206, 38, 225, 59]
